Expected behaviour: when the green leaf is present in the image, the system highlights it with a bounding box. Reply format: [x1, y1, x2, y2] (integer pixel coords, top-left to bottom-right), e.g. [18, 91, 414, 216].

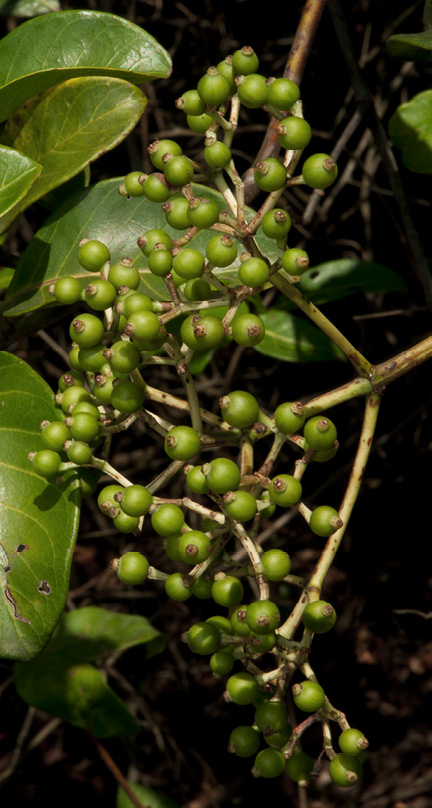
[0, 145, 41, 217]
[0, 77, 147, 233]
[3, 181, 275, 317]
[117, 783, 180, 808]
[388, 90, 432, 173]
[294, 258, 406, 305]
[13, 606, 165, 736]
[254, 309, 345, 363]
[39, 167, 90, 211]
[0, 267, 14, 290]
[0, 0, 60, 16]
[386, 29, 432, 61]
[0, 10, 171, 122]
[0, 352, 80, 661]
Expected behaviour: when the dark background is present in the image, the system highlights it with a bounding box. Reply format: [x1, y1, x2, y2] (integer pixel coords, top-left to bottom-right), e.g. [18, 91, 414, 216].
[1, 1, 432, 806]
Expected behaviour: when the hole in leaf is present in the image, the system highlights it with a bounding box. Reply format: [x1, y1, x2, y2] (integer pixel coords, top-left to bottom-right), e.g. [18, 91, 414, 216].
[4, 565, 12, 573]
[38, 580, 51, 595]
[16, 544, 29, 553]
[309, 271, 320, 280]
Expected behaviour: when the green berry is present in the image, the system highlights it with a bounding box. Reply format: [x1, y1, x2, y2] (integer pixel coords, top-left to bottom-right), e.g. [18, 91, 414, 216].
[231, 46, 259, 76]
[302, 600, 337, 634]
[286, 750, 314, 784]
[172, 249, 205, 280]
[281, 248, 310, 275]
[59, 385, 92, 414]
[41, 421, 70, 452]
[187, 621, 220, 655]
[268, 474, 302, 507]
[31, 449, 61, 478]
[238, 256, 269, 287]
[141, 172, 171, 203]
[212, 575, 244, 607]
[302, 153, 338, 189]
[110, 380, 143, 414]
[148, 246, 173, 277]
[119, 485, 153, 517]
[184, 278, 212, 301]
[76, 344, 106, 373]
[151, 503, 184, 537]
[148, 139, 182, 170]
[58, 371, 85, 392]
[112, 511, 140, 534]
[115, 552, 149, 585]
[261, 208, 291, 240]
[122, 293, 154, 318]
[266, 77, 300, 110]
[126, 309, 161, 341]
[165, 572, 192, 601]
[228, 726, 260, 758]
[329, 753, 362, 788]
[253, 748, 286, 778]
[191, 575, 213, 599]
[247, 631, 277, 654]
[178, 531, 210, 564]
[108, 260, 140, 291]
[197, 67, 231, 106]
[226, 672, 259, 705]
[246, 599, 280, 635]
[224, 490, 257, 522]
[309, 505, 343, 537]
[255, 701, 289, 733]
[261, 549, 291, 581]
[180, 314, 225, 351]
[163, 197, 191, 230]
[203, 457, 240, 494]
[274, 402, 305, 434]
[97, 484, 123, 514]
[220, 390, 259, 429]
[254, 158, 286, 192]
[303, 415, 337, 451]
[186, 465, 209, 494]
[105, 340, 141, 374]
[84, 278, 117, 311]
[164, 425, 201, 461]
[276, 117, 312, 150]
[206, 234, 237, 267]
[176, 89, 206, 115]
[264, 722, 292, 749]
[187, 197, 220, 228]
[163, 154, 194, 187]
[124, 171, 146, 197]
[77, 239, 110, 272]
[69, 412, 100, 442]
[231, 313, 265, 347]
[216, 57, 237, 95]
[69, 314, 104, 348]
[237, 74, 268, 109]
[164, 535, 181, 562]
[138, 229, 173, 257]
[75, 468, 101, 498]
[54, 276, 82, 305]
[186, 113, 214, 134]
[292, 680, 325, 712]
[230, 605, 251, 637]
[339, 728, 369, 756]
[210, 650, 235, 676]
[204, 141, 232, 169]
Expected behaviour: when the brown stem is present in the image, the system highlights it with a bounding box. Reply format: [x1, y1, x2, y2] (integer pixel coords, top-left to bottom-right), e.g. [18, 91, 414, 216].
[91, 736, 146, 808]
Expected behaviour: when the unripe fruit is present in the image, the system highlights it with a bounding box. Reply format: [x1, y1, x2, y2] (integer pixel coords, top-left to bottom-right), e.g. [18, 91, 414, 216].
[58, 371, 85, 392]
[141, 172, 171, 203]
[232, 46, 259, 76]
[268, 474, 302, 507]
[151, 503, 184, 537]
[112, 511, 140, 534]
[281, 248, 310, 276]
[231, 313, 265, 347]
[223, 490, 257, 522]
[238, 256, 269, 287]
[104, 340, 141, 374]
[185, 465, 209, 495]
[119, 485, 153, 517]
[276, 116, 312, 150]
[266, 77, 300, 110]
[212, 575, 244, 607]
[110, 380, 144, 414]
[148, 138, 182, 170]
[163, 197, 191, 230]
[261, 208, 291, 240]
[303, 415, 337, 451]
[59, 385, 92, 414]
[138, 229, 172, 257]
[246, 599, 280, 635]
[261, 549, 291, 581]
[31, 449, 61, 478]
[197, 67, 231, 106]
[187, 197, 220, 229]
[204, 141, 232, 169]
[228, 726, 260, 758]
[237, 74, 268, 109]
[292, 680, 325, 712]
[187, 621, 220, 655]
[172, 249, 205, 280]
[69, 314, 104, 348]
[125, 309, 161, 341]
[41, 421, 70, 452]
[164, 426, 201, 461]
[230, 605, 251, 637]
[186, 113, 214, 134]
[253, 748, 286, 778]
[206, 235, 237, 267]
[176, 89, 206, 116]
[54, 276, 82, 305]
[123, 293, 154, 318]
[203, 457, 240, 494]
[226, 671, 259, 705]
[286, 750, 314, 784]
[108, 261, 140, 291]
[148, 246, 173, 277]
[184, 278, 212, 301]
[210, 650, 234, 676]
[124, 171, 146, 197]
[97, 484, 123, 514]
[163, 154, 194, 187]
[84, 279, 117, 311]
[114, 552, 149, 585]
[254, 158, 286, 192]
[165, 572, 192, 601]
[309, 505, 343, 537]
[77, 239, 110, 272]
[254, 701, 289, 733]
[302, 600, 337, 634]
[216, 57, 236, 95]
[274, 401, 305, 435]
[339, 728, 369, 756]
[220, 390, 259, 428]
[302, 153, 338, 189]
[69, 412, 100, 442]
[328, 753, 362, 788]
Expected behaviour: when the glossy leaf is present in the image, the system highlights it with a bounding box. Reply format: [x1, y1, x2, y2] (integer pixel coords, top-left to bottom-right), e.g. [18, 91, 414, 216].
[3, 181, 276, 316]
[0, 10, 172, 122]
[294, 258, 406, 305]
[13, 606, 164, 736]
[39, 167, 90, 211]
[388, 90, 432, 173]
[117, 783, 180, 808]
[386, 29, 432, 62]
[0, 0, 60, 15]
[0, 77, 147, 233]
[255, 309, 345, 363]
[0, 352, 80, 661]
[0, 145, 41, 217]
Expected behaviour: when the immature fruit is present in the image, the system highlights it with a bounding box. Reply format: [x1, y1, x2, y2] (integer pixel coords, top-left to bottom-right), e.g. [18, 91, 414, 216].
[237, 74, 268, 109]
[309, 505, 343, 537]
[124, 171, 146, 197]
[226, 672, 259, 705]
[187, 621, 220, 655]
[123, 293, 154, 318]
[110, 380, 144, 414]
[181, 313, 225, 351]
[148, 138, 182, 170]
[184, 278, 212, 301]
[276, 116, 312, 150]
[230, 605, 251, 637]
[261, 208, 291, 240]
[176, 88, 206, 115]
[69, 412, 100, 442]
[164, 426, 201, 461]
[186, 113, 214, 134]
[247, 631, 277, 654]
[302, 153, 338, 189]
[165, 572, 192, 601]
[274, 402, 305, 435]
[210, 650, 234, 674]
[114, 552, 149, 585]
[212, 575, 244, 607]
[197, 67, 231, 106]
[66, 440, 96, 466]
[187, 197, 220, 229]
[292, 680, 325, 712]
[69, 314, 104, 348]
[254, 158, 286, 192]
[206, 235, 237, 267]
[108, 261, 140, 291]
[231, 313, 265, 347]
[178, 530, 211, 564]
[163, 197, 191, 230]
[281, 248, 310, 276]
[303, 415, 337, 451]
[261, 549, 291, 581]
[224, 491, 257, 522]
[286, 750, 314, 784]
[151, 504, 184, 537]
[141, 172, 171, 203]
[58, 371, 85, 392]
[238, 256, 269, 287]
[59, 385, 92, 414]
[105, 340, 141, 374]
[232, 46, 259, 75]
[120, 485, 153, 517]
[266, 77, 300, 110]
[97, 484, 123, 514]
[246, 600, 280, 635]
[216, 57, 236, 95]
[268, 474, 302, 507]
[54, 276, 82, 304]
[163, 155, 194, 187]
[138, 229, 172, 257]
[41, 421, 70, 452]
[220, 390, 259, 428]
[172, 249, 205, 280]
[204, 141, 232, 169]
[203, 457, 240, 494]
[191, 576, 213, 600]
[253, 748, 286, 778]
[77, 343, 105, 373]
[148, 246, 173, 277]
[77, 239, 110, 272]
[228, 726, 260, 758]
[186, 465, 209, 495]
[328, 753, 362, 788]
[255, 701, 289, 733]
[113, 511, 140, 534]
[31, 449, 61, 478]
[339, 728, 369, 756]
[126, 309, 161, 341]
[302, 600, 337, 634]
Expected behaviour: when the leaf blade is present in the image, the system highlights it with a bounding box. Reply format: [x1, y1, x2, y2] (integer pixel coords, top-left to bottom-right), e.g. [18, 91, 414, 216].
[255, 309, 346, 363]
[0, 145, 41, 217]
